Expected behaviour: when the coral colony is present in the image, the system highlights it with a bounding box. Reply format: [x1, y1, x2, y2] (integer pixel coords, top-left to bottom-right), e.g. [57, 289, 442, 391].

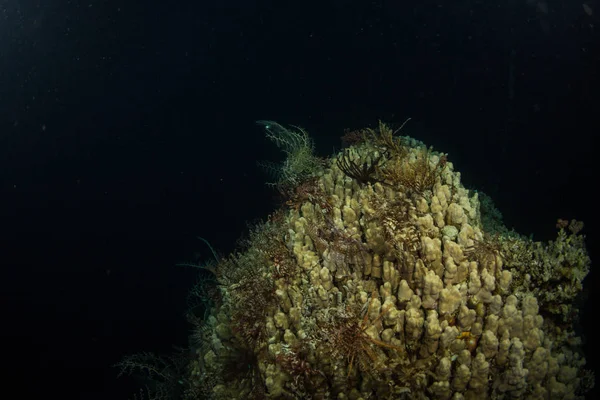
[118, 121, 593, 399]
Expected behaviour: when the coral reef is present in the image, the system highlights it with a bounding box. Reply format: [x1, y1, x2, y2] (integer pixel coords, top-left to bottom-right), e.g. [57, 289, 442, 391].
[186, 122, 594, 399]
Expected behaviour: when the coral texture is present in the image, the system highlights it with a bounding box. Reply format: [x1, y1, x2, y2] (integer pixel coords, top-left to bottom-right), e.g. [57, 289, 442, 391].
[188, 122, 593, 399]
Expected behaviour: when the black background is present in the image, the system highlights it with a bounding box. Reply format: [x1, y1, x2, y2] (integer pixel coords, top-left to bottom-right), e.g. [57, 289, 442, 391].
[1, 0, 598, 398]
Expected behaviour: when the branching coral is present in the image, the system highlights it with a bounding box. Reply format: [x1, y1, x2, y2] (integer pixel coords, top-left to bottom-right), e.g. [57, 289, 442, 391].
[504, 221, 591, 324]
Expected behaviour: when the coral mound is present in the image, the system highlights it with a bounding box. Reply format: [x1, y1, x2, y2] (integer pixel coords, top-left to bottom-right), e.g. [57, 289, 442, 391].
[189, 122, 593, 399]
